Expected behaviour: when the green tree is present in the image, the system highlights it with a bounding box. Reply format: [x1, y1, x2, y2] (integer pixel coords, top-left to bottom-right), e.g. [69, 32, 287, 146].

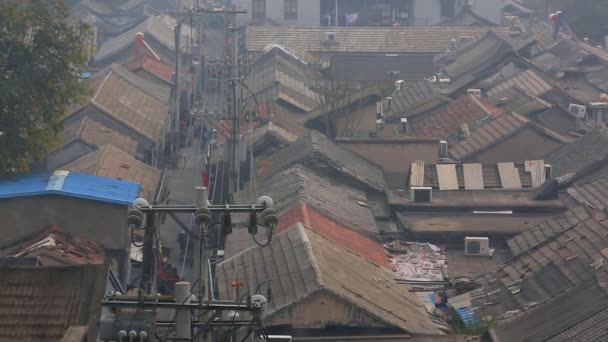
[0, 0, 91, 176]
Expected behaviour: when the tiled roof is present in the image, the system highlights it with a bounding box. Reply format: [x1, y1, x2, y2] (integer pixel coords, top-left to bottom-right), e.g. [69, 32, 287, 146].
[487, 69, 554, 98]
[386, 80, 450, 121]
[225, 202, 390, 267]
[546, 129, 608, 178]
[409, 95, 503, 139]
[91, 67, 169, 142]
[492, 281, 608, 342]
[236, 165, 379, 239]
[95, 14, 192, 64]
[126, 53, 175, 83]
[469, 209, 608, 322]
[586, 64, 608, 93]
[449, 112, 568, 161]
[506, 205, 596, 256]
[489, 86, 551, 116]
[62, 145, 162, 200]
[0, 264, 107, 341]
[440, 31, 514, 81]
[450, 113, 527, 160]
[567, 175, 608, 211]
[217, 224, 445, 335]
[277, 203, 389, 267]
[62, 116, 139, 156]
[330, 51, 436, 82]
[0, 226, 105, 265]
[525, 22, 565, 55]
[256, 130, 387, 191]
[252, 46, 318, 112]
[246, 26, 525, 53]
[436, 6, 497, 27]
[0, 171, 139, 205]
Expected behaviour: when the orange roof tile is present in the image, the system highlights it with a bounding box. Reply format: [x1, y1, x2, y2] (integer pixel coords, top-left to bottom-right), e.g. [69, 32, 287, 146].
[277, 202, 390, 268]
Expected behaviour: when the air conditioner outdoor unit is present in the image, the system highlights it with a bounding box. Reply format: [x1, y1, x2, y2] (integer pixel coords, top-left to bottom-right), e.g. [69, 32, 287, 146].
[568, 103, 587, 118]
[324, 32, 336, 41]
[395, 80, 404, 91]
[465, 237, 492, 256]
[467, 88, 482, 98]
[439, 140, 448, 157]
[460, 0, 474, 6]
[410, 187, 432, 203]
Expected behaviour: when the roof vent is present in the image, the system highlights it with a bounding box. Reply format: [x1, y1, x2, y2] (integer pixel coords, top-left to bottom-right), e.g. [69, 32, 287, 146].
[465, 237, 493, 257]
[410, 187, 432, 203]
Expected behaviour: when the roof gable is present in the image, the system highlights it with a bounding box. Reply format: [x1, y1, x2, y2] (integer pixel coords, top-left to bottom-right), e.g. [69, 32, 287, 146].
[61, 116, 139, 157]
[90, 67, 169, 141]
[217, 225, 444, 334]
[62, 145, 161, 200]
[238, 165, 379, 239]
[0, 171, 139, 205]
[546, 129, 608, 178]
[386, 80, 450, 121]
[256, 131, 387, 191]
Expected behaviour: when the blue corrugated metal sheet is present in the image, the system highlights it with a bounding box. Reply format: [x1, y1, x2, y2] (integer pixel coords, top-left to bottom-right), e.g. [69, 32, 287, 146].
[0, 171, 139, 205]
[456, 307, 480, 327]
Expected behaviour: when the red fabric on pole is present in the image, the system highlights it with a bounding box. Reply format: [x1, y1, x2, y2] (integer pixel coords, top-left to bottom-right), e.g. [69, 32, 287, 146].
[201, 170, 210, 187]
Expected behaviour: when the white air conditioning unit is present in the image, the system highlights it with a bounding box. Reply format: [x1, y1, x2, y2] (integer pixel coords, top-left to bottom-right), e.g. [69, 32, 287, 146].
[410, 187, 432, 203]
[545, 164, 552, 179]
[465, 237, 491, 256]
[386, 97, 393, 111]
[439, 140, 448, 157]
[401, 118, 408, 134]
[467, 88, 482, 98]
[568, 103, 587, 118]
[460, 0, 474, 6]
[395, 80, 404, 91]
[324, 32, 336, 41]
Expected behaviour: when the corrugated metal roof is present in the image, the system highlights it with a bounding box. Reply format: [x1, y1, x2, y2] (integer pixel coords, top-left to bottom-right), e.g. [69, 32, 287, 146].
[0, 171, 139, 205]
[437, 164, 459, 190]
[525, 160, 546, 188]
[416, 162, 535, 190]
[498, 162, 522, 189]
[463, 163, 484, 190]
[410, 161, 425, 187]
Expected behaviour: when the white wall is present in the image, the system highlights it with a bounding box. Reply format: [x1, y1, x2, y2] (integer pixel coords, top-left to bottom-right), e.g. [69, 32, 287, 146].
[472, 0, 505, 24]
[412, 0, 442, 26]
[235, 0, 320, 26]
[412, 0, 505, 27]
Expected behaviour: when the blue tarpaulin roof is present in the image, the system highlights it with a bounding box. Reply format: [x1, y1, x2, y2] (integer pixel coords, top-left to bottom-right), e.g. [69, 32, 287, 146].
[456, 307, 481, 327]
[0, 171, 139, 205]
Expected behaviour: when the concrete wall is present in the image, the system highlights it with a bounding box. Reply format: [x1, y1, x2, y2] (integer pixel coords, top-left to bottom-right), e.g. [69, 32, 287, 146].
[0, 195, 129, 250]
[46, 141, 95, 171]
[471, 0, 505, 24]
[269, 290, 385, 328]
[234, 0, 320, 26]
[467, 127, 564, 163]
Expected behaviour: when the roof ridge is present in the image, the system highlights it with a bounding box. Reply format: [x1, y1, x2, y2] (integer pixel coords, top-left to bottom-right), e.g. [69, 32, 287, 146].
[294, 223, 325, 287]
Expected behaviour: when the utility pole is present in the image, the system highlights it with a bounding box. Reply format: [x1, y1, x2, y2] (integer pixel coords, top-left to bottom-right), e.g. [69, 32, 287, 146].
[174, 20, 182, 160]
[229, 5, 240, 196]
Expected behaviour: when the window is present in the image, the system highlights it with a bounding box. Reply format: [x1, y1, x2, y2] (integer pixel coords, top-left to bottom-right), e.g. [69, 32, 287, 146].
[440, 0, 455, 17]
[285, 0, 298, 20]
[252, 0, 266, 19]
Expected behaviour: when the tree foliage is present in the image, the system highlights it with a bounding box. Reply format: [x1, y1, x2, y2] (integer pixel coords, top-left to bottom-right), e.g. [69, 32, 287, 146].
[0, 0, 91, 176]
